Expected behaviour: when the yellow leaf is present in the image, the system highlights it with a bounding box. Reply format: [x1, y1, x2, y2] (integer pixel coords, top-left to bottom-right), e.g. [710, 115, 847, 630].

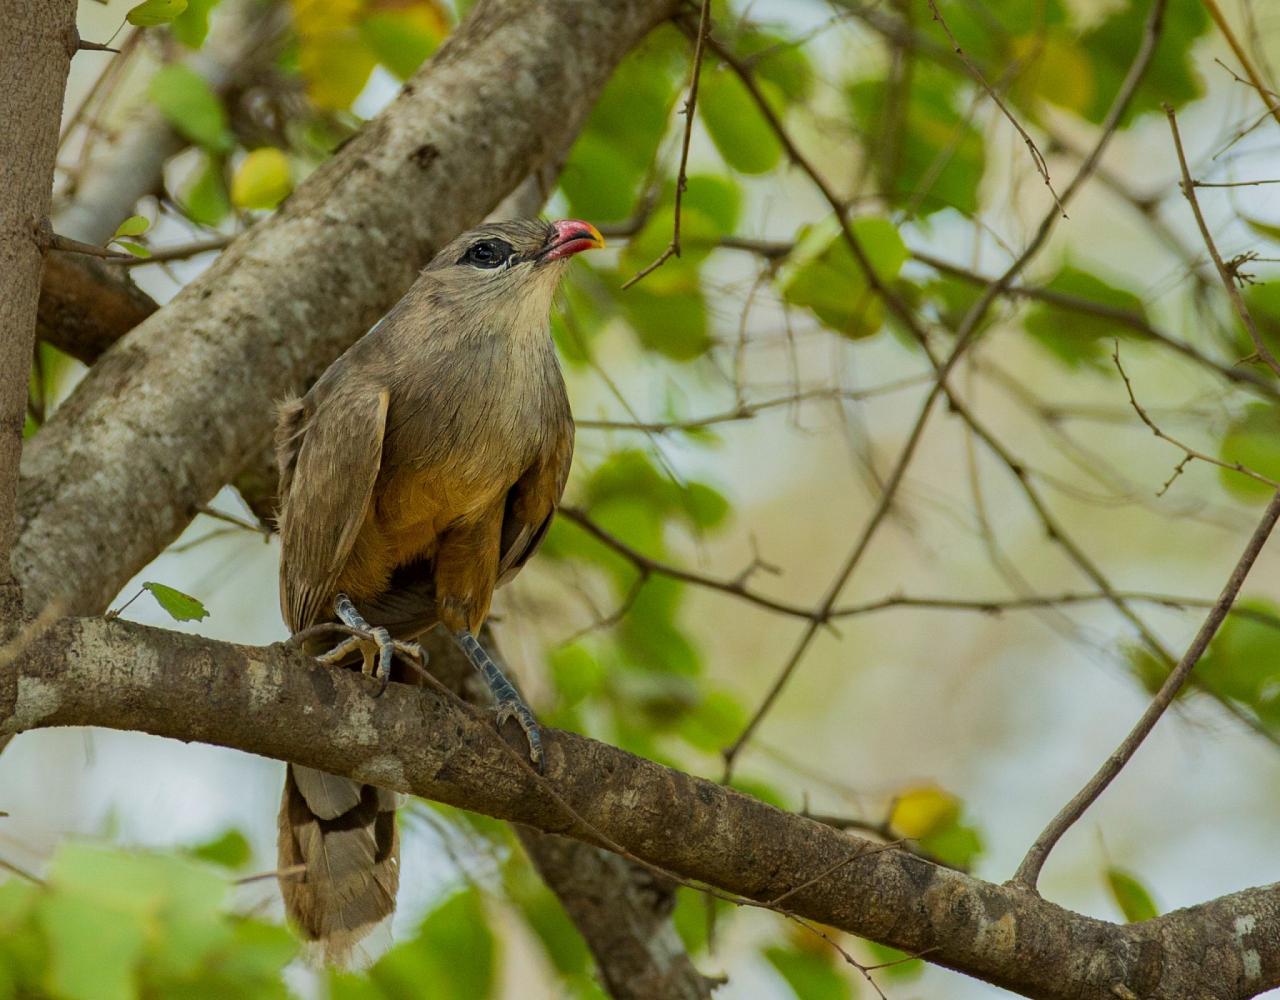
[1012, 34, 1095, 115]
[291, 0, 376, 109]
[889, 785, 959, 839]
[231, 149, 293, 210]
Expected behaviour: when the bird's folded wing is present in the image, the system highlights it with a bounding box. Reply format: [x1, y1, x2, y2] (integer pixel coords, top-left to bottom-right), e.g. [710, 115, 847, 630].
[497, 421, 575, 586]
[279, 386, 390, 630]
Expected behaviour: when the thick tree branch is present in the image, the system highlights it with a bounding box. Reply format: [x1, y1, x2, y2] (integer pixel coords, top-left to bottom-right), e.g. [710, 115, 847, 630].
[3, 617, 1279, 1000]
[14, 0, 681, 617]
[0, 0, 78, 588]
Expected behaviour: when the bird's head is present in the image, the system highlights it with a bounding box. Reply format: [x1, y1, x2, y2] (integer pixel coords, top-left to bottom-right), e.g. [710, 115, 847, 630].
[423, 219, 604, 318]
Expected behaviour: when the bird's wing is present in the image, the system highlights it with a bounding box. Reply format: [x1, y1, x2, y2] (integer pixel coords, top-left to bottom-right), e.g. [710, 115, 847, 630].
[278, 385, 390, 630]
[496, 420, 575, 586]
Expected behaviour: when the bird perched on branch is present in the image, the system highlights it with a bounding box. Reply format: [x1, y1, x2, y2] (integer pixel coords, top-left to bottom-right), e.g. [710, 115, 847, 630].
[273, 218, 603, 962]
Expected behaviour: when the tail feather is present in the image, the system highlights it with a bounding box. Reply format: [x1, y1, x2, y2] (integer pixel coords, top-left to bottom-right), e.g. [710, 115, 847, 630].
[278, 764, 399, 964]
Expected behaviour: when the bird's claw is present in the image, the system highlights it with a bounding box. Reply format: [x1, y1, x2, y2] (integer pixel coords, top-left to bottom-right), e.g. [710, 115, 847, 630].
[312, 624, 427, 697]
[494, 696, 544, 771]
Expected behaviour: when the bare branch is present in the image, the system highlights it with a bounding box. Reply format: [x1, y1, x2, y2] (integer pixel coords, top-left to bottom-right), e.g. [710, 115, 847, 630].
[1113, 347, 1279, 494]
[925, 0, 1065, 215]
[1012, 487, 1280, 888]
[716, 0, 1171, 777]
[1202, 0, 1280, 129]
[622, 0, 711, 289]
[1165, 104, 1280, 379]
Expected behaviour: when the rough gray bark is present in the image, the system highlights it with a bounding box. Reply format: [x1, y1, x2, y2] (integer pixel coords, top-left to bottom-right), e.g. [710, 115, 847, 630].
[37, 254, 158, 365]
[4, 615, 1277, 1000]
[0, 0, 78, 587]
[14, 0, 679, 617]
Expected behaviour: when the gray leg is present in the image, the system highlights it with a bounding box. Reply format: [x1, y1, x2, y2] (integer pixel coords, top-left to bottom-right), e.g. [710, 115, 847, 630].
[453, 630, 543, 769]
[335, 594, 394, 693]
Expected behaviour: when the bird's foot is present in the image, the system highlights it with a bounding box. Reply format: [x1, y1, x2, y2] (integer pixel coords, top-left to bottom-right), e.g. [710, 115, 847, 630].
[493, 694, 544, 771]
[453, 629, 544, 771]
[310, 594, 428, 695]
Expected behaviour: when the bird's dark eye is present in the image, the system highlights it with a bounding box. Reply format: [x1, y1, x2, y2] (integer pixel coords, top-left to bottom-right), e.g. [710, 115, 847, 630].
[460, 239, 513, 269]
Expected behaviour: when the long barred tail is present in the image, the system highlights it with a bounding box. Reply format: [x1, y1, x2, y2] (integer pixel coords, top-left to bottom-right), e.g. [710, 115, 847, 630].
[277, 763, 400, 965]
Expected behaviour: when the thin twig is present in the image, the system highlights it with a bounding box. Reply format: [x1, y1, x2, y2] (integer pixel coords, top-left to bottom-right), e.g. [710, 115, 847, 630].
[195, 503, 271, 539]
[621, 0, 711, 289]
[47, 231, 132, 261]
[117, 235, 232, 267]
[1011, 487, 1280, 889]
[925, 0, 1066, 216]
[716, 0, 1171, 778]
[576, 379, 932, 434]
[1202, 0, 1280, 129]
[911, 249, 1280, 403]
[1113, 346, 1280, 494]
[0, 855, 45, 886]
[1165, 104, 1280, 379]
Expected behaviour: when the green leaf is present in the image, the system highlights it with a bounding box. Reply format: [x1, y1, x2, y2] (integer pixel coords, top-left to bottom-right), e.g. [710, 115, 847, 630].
[189, 829, 252, 870]
[848, 62, 985, 216]
[683, 174, 741, 232]
[38, 892, 145, 1000]
[300, 31, 378, 110]
[779, 217, 907, 338]
[44, 844, 231, 996]
[113, 240, 151, 258]
[216, 919, 297, 983]
[1196, 599, 1280, 727]
[509, 879, 589, 977]
[1218, 404, 1280, 502]
[677, 689, 746, 751]
[765, 945, 850, 1000]
[1106, 867, 1159, 922]
[730, 27, 813, 102]
[149, 65, 233, 153]
[699, 70, 783, 175]
[113, 215, 150, 238]
[562, 133, 648, 223]
[369, 888, 494, 1000]
[1245, 216, 1280, 244]
[1022, 266, 1150, 369]
[918, 820, 983, 870]
[182, 154, 231, 227]
[143, 581, 210, 622]
[1077, 0, 1209, 127]
[863, 940, 925, 981]
[549, 644, 607, 706]
[361, 5, 449, 80]
[1010, 30, 1096, 116]
[127, 0, 188, 27]
[561, 43, 681, 223]
[619, 262, 712, 360]
[620, 206, 721, 272]
[172, 0, 220, 47]
[231, 148, 293, 210]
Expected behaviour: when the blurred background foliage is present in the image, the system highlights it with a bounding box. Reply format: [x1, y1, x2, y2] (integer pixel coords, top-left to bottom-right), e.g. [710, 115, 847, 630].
[12, 0, 1280, 995]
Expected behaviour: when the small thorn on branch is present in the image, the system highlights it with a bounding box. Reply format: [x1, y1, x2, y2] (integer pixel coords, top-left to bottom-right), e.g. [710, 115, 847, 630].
[77, 39, 120, 53]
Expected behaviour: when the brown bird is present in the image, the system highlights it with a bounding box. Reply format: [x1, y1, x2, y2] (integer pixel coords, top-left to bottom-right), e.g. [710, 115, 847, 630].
[273, 218, 603, 962]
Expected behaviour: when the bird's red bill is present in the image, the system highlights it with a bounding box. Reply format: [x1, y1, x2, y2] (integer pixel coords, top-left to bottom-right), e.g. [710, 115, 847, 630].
[544, 219, 605, 261]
